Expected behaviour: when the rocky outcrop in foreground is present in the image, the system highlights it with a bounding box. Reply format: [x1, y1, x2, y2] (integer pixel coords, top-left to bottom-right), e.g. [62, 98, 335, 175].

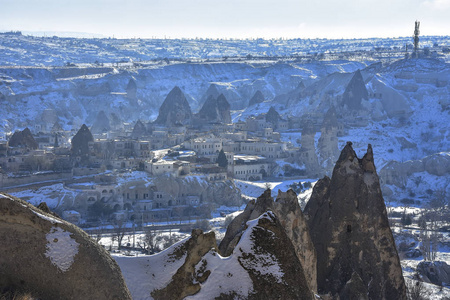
[219, 189, 317, 292]
[304, 142, 407, 299]
[0, 194, 131, 300]
[148, 212, 315, 300]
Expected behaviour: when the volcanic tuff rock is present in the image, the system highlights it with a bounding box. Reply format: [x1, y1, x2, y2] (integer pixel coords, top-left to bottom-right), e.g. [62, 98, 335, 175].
[318, 107, 339, 171]
[90, 110, 111, 134]
[199, 84, 220, 107]
[8, 127, 38, 149]
[131, 119, 147, 138]
[71, 124, 94, 164]
[342, 69, 368, 110]
[0, 194, 131, 300]
[265, 106, 280, 128]
[304, 142, 407, 299]
[219, 189, 317, 292]
[150, 212, 314, 300]
[248, 90, 265, 107]
[196, 93, 231, 124]
[155, 86, 192, 126]
[417, 261, 450, 287]
[126, 78, 137, 99]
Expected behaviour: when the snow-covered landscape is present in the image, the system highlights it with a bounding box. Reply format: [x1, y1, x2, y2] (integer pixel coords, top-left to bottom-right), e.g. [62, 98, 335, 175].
[1, 31, 449, 299]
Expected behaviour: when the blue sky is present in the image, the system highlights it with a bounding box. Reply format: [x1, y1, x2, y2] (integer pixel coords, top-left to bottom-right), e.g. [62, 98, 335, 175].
[1, 0, 449, 38]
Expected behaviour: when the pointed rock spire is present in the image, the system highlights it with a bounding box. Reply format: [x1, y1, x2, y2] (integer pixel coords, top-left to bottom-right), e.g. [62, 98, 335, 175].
[248, 90, 265, 107]
[155, 86, 192, 126]
[342, 69, 368, 110]
[304, 142, 407, 299]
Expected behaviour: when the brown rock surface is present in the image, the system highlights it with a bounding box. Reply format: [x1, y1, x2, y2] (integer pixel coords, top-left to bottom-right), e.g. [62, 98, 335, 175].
[304, 142, 407, 299]
[152, 212, 315, 300]
[0, 193, 131, 300]
[219, 189, 317, 292]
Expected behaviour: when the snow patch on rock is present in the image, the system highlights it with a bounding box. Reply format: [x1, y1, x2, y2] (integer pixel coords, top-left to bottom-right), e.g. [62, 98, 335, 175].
[44, 226, 79, 272]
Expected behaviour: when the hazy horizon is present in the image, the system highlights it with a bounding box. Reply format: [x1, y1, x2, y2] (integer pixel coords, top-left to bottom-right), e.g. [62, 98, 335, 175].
[2, 0, 450, 40]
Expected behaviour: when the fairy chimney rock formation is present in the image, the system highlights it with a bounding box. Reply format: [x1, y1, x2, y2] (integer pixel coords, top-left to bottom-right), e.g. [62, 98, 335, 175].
[342, 69, 368, 110]
[199, 84, 220, 107]
[131, 120, 147, 138]
[90, 110, 111, 134]
[248, 90, 265, 107]
[151, 213, 315, 300]
[219, 188, 317, 292]
[8, 128, 38, 149]
[298, 121, 320, 176]
[197, 93, 231, 124]
[126, 78, 137, 99]
[318, 107, 339, 171]
[304, 142, 407, 299]
[155, 86, 192, 126]
[71, 124, 94, 164]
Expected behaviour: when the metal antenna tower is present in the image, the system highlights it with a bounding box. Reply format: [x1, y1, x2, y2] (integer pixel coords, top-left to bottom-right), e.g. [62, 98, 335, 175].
[414, 20, 420, 55]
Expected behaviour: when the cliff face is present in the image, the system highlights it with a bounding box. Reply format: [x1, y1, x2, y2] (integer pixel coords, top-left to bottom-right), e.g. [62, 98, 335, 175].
[0, 194, 131, 300]
[304, 142, 407, 300]
[154, 86, 192, 126]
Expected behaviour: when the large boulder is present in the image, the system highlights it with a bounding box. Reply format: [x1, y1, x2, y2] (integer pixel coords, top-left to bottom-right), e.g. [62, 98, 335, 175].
[0, 194, 131, 300]
[417, 261, 450, 286]
[304, 142, 407, 299]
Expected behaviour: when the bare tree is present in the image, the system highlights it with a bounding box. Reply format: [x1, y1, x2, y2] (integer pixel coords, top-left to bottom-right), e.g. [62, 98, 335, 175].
[419, 211, 439, 261]
[113, 219, 127, 250]
[408, 279, 425, 300]
[137, 227, 162, 254]
[91, 225, 104, 244]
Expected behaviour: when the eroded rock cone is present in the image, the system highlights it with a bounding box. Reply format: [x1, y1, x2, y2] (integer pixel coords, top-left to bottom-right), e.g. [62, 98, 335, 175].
[131, 120, 147, 138]
[197, 93, 231, 124]
[342, 69, 368, 110]
[154, 86, 192, 126]
[90, 110, 111, 134]
[8, 127, 38, 149]
[71, 124, 93, 164]
[304, 142, 407, 299]
[0, 194, 131, 300]
[248, 90, 264, 107]
[219, 189, 317, 293]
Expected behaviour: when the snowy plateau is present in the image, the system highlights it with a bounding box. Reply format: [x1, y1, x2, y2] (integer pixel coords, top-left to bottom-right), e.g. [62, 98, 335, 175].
[0, 33, 450, 299]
